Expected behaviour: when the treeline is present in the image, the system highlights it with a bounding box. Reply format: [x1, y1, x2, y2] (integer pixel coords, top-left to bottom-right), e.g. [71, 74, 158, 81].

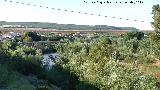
[0, 21, 138, 30]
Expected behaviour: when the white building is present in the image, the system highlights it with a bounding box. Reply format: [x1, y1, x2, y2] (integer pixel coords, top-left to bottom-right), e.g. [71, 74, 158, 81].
[3, 32, 20, 39]
[2, 25, 25, 28]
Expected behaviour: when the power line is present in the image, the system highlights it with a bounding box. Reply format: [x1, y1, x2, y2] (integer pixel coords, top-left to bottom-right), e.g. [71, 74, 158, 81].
[3, 0, 145, 23]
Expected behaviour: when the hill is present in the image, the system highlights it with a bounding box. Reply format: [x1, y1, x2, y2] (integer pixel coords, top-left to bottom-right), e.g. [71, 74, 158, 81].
[0, 21, 138, 30]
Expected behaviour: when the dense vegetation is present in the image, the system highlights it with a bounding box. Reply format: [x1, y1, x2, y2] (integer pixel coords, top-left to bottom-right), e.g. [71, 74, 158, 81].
[1, 30, 160, 90]
[0, 4, 160, 90]
[0, 21, 138, 30]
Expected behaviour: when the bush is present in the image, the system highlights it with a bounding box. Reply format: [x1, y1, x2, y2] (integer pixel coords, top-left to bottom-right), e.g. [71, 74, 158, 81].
[57, 38, 159, 90]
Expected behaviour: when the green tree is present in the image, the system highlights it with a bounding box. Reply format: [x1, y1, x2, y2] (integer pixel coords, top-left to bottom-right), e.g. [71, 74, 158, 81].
[151, 4, 160, 32]
[23, 32, 41, 41]
[124, 31, 144, 40]
[99, 36, 112, 45]
[23, 36, 33, 42]
[149, 4, 160, 58]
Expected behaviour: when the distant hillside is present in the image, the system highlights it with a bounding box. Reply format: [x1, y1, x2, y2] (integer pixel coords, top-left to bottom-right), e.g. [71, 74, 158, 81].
[0, 21, 138, 30]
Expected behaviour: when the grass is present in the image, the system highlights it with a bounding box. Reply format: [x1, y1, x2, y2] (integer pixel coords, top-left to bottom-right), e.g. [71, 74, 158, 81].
[139, 60, 160, 84]
[0, 64, 36, 90]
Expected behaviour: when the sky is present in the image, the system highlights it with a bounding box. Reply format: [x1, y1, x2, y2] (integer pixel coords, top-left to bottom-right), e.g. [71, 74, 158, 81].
[0, 0, 159, 30]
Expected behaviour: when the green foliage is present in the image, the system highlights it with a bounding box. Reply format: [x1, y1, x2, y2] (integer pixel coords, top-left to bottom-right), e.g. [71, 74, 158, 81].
[9, 46, 42, 75]
[99, 36, 112, 45]
[148, 6, 159, 59]
[23, 36, 33, 42]
[1, 40, 12, 51]
[0, 31, 158, 90]
[99, 61, 157, 90]
[124, 31, 144, 40]
[76, 81, 99, 90]
[56, 37, 159, 90]
[149, 32, 160, 42]
[42, 45, 57, 54]
[152, 4, 160, 32]
[0, 65, 14, 88]
[1, 13, 160, 89]
[48, 35, 63, 41]
[149, 5, 160, 59]
[0, 64, 36, 90]
[23, 32, 41, 41]
[42, 66, 79, 90]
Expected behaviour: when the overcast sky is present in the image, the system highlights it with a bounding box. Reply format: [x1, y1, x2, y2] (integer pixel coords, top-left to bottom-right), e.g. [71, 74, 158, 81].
[0, 0, 159, 30]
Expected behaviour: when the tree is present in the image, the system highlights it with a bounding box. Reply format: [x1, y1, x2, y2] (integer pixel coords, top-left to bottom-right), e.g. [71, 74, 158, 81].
[124, 31, 144, 40]
[23, 32, 41, 41]
[99, 36, 112, 45]
[150, 4, 160, 58]
[1, 40, 17, 51]
[151, 4, 160, 32]
[136, 31, 144, 40]
[23, 36, 33, 42]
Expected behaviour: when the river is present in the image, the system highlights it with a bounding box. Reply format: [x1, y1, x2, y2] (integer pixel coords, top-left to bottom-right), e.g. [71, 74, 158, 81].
[41, 53, 59, 70]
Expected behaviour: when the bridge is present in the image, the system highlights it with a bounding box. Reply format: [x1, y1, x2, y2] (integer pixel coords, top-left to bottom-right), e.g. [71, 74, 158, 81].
[0, 40, 64, 49]
[17, 41, 64, 48]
